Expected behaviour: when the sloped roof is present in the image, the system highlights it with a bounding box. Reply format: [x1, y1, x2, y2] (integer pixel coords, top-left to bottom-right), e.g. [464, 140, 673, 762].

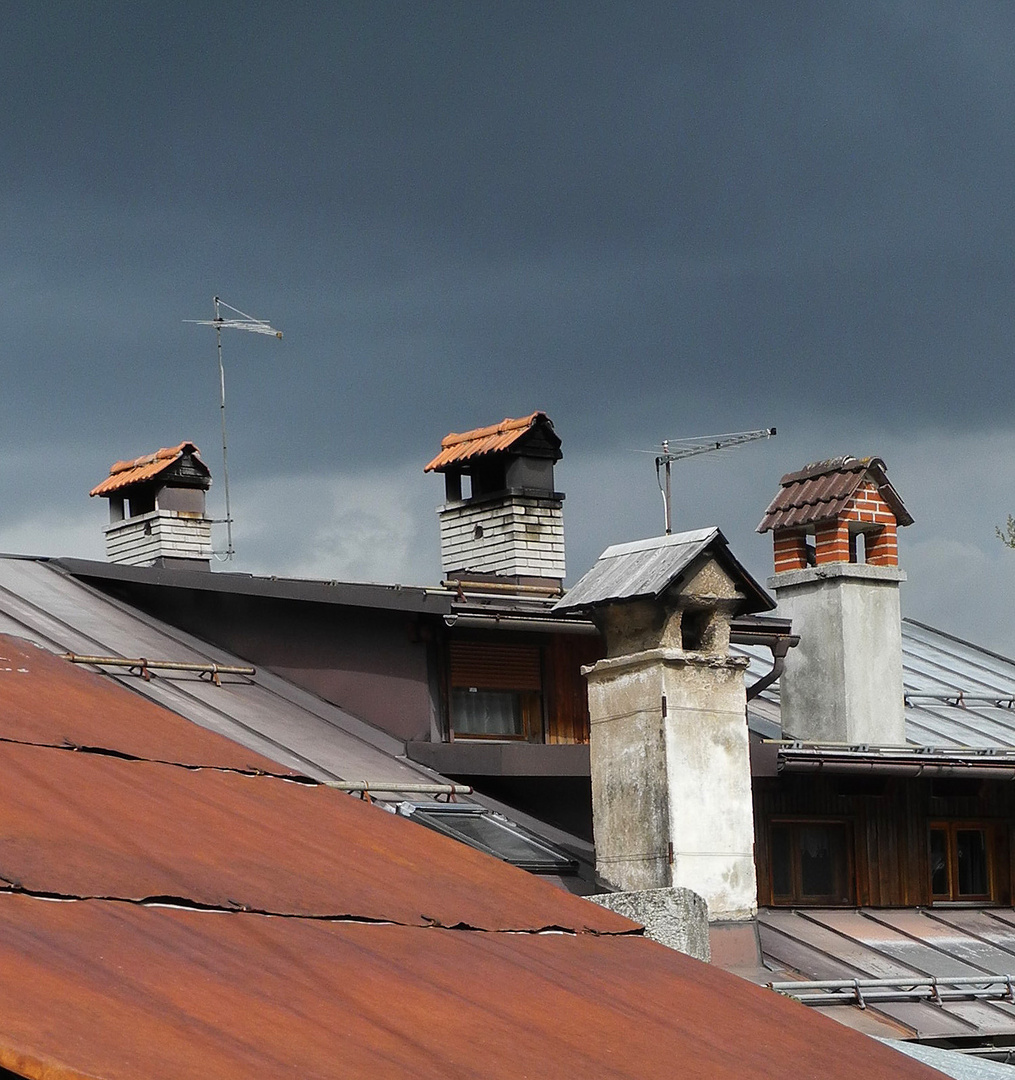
[0, 631, 935, 1080]
[424, 411, 560, 472]
[757, 455, 913, 533]
[554, 528, 775, 615]
[741, 618, 1015, 751]
[89, 441, 210, 497]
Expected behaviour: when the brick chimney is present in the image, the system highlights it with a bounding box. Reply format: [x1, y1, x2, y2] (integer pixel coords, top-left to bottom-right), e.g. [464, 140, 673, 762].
[554, 528, 774, 922]
[90, 442, 213, 570]
[424, 412, 565, 588]
[757, 456, 914, 745]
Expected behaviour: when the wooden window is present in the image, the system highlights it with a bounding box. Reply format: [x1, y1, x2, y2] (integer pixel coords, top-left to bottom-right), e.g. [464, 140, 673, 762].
[769, 820, 854, 905]
[448, 641, 542, 740]
[929, 822, 994, 902]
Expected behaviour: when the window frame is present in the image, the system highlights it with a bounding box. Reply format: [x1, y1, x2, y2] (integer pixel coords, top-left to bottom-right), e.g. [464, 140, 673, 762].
[768, 817, 855, 907]
[446, 639, 545, 742]
[928, 821, 996, 904]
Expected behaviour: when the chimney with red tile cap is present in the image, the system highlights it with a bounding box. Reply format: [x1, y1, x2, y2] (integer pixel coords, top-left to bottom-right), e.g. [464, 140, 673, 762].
[89, 442, 213, 570]
[424, 412, 565, 591]
[757, 456, 913, 745]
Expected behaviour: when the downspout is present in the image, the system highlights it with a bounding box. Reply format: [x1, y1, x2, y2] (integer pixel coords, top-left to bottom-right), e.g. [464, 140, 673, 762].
[746, 636, 797, 701]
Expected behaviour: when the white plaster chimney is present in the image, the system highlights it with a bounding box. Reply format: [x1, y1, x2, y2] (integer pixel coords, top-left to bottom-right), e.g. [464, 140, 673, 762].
[424, 412, 565, 587]
[757, 456, 914, 745]
[554, 529, 775, 922]
[90, 442, 213, 570]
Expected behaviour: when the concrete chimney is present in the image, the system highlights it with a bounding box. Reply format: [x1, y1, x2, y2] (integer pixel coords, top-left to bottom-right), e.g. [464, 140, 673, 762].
[90, 442, 213, 570]
[554, 529, 774, 922]
[757, 456, 914, 745]
[424, 412, 565, 588]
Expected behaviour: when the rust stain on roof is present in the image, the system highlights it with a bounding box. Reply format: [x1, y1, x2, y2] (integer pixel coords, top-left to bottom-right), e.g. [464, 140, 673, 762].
[0, 635, 942, 1078]
[0, 897, 940, 1080]
[757, 454, 913, 533]
[424, 411, 551, 472]
[0, 636, 286, 774]
[89, 441, 208, 497]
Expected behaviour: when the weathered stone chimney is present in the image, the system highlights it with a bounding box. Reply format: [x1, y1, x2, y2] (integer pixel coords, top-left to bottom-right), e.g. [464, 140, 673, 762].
[424, 412, 565, 587]
[757, 456, 914, 745]
[554, 529, 774, 922]
[90, 442, 213, 570]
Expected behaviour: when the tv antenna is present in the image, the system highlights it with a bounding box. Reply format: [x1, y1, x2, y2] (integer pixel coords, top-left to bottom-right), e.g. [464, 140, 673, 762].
[184, 297, 283, 559]
[638, 427, 776, 534]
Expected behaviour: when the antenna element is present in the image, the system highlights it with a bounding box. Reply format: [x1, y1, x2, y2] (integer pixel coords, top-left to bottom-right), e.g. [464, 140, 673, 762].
[184, 297, 283, 558]
[648, 428, 776, 534]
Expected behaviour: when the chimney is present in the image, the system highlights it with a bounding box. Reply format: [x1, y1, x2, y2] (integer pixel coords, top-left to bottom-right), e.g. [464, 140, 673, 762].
[757, 456, 914, 745]
[554, 529, 774, 922]
[424, 412, 565, 588]
[89, 442, 213, 570]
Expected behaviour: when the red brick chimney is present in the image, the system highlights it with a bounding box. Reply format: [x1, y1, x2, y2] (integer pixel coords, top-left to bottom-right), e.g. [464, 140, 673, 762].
[762, 457, 912, 572]
[757, 456, 913, 746]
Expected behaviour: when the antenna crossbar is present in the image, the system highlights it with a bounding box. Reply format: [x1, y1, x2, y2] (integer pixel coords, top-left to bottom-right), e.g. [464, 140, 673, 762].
[648, 427, 776, 535]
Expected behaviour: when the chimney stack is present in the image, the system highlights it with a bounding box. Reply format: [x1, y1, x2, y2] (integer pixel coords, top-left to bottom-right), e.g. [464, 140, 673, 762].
[757, 456, 913, 745]
[424, 412, 565, 588]
[90, 442, 213, 570]
[555, 529, 774, 922]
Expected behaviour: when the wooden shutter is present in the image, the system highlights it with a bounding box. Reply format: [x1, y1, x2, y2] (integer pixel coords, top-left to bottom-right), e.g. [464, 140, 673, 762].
[449, 641, 542, 691]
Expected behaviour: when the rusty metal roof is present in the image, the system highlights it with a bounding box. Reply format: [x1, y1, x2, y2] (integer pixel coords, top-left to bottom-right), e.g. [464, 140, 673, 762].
[89, 441, 209, 497]
[757, 455, 913, 533]
[0, 896, 940, 1080]
[0, 628, 941, 1078]
[0, 737, 626, 931]
[423, 411, 559, 472]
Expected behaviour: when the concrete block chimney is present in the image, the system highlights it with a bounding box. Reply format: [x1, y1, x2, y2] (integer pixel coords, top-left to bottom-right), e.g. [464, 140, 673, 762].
[90, 442, 213, 570]
[424, 412, 565, 588]
[757, 456, 914, 745]
[554, 529, 775, 922]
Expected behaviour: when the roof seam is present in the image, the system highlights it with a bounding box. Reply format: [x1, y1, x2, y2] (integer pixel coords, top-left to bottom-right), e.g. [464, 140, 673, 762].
[0, 884, 638, 936]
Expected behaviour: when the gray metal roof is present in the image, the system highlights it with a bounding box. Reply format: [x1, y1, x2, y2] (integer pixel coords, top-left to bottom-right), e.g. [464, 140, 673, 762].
[761, 906, 1015, 1040]
[740, 618, 1015, 750]
[553, 527, 774, 615]
[57, 555, 454, 615]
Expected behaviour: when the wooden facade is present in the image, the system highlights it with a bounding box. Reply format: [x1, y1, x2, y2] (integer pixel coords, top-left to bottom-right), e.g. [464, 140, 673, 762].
[443, 630, 602, 744]
[754, 773, 1015, 908]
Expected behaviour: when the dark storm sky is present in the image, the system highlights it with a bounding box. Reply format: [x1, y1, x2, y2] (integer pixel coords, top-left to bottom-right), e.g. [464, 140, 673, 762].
[2, 3, 1014, 650]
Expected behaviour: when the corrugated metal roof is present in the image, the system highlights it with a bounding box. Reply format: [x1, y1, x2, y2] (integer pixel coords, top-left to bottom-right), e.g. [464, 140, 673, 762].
[0, 631, 939, 1077]
[0, 733, 624, 931]
[757, 455, 913, 532]
[89, 441, 209, 497]
[740, 618, 1015, 750]
[761, 907, 1015, 1040]
[553, 528, 775, 615]
[423, 411, 558, 472]
[0, 896, 937, 1080]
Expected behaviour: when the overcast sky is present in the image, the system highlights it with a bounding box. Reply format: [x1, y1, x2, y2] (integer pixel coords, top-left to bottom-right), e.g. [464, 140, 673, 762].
[3, 2, 1015, 652]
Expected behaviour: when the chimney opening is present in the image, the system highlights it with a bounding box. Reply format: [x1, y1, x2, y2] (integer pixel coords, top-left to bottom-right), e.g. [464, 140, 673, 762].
[473, 524, 484, 540]
[848, 530, 866, 564]
[680, 609, 710, 652]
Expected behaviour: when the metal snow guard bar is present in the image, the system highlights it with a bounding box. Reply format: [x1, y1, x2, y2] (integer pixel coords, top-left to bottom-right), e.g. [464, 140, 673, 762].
[768, 975, 1015, 1009]
[324, 781, 472, 797]
[772, 741, 1015, 776]
[61, 652, 255, 686]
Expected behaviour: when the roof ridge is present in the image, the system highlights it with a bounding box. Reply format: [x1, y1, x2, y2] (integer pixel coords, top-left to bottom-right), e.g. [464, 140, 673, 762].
[441, 412, 542, 449]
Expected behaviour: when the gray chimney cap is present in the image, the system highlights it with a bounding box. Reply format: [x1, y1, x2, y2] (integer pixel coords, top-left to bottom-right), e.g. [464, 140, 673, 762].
[553, 527, 774, 615]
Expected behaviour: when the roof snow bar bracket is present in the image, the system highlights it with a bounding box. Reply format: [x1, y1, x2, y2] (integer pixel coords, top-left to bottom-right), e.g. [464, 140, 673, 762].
[60, 653, 255, 685]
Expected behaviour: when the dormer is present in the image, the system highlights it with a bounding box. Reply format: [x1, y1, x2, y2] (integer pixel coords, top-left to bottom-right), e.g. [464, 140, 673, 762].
[89, 442, 213, 570]
[425, 412, 565, 586]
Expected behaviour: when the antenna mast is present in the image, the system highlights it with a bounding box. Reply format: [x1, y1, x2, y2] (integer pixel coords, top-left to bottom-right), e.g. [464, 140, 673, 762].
[649, 427, 776, 535]
[184, 297, 283, 559]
